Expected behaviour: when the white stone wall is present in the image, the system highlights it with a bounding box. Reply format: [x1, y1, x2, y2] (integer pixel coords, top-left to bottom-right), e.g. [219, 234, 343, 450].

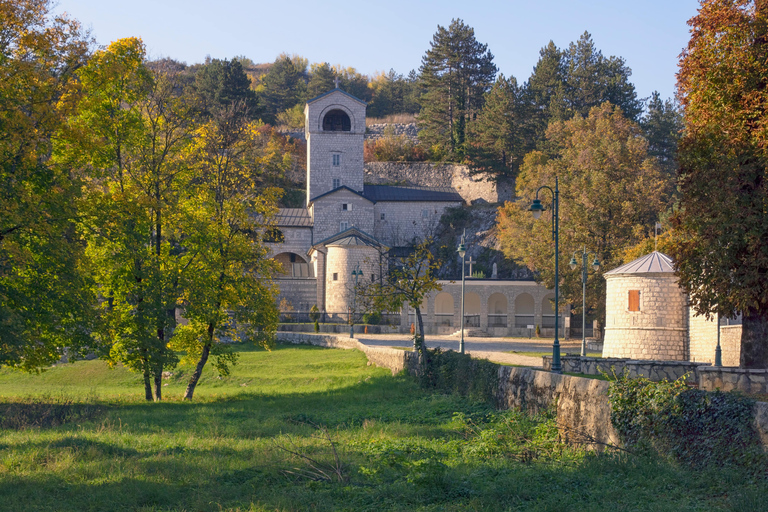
[305, 92, 366, 203]
[266, 226, 313, 260]
[689, 311, 742, 366]
[603, 274, 688, 360]
[364, 162, 514, 204]
[325, 245, 382, 313]
[311, 190, 375, 243]
[373, 200, 459, 246]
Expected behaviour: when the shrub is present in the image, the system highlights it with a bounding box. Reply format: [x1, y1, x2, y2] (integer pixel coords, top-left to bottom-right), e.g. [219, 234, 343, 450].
[421, 348, 499, 405]
[607, 373, 765, 470]
[309, 305, 321, 323]
[363, 127, 429, 162]
[362, 311, 382, 325]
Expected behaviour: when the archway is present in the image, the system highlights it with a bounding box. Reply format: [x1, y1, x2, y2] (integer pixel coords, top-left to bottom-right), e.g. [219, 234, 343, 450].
[542, 293, 556, 328]
[488, 293, 508, 327]
[273, 252, 311, 278]
[434, 292, 454, 326]
[322, 109, 351, 131]
[514, 293, 535, 328]
[464, 292, 481, 327]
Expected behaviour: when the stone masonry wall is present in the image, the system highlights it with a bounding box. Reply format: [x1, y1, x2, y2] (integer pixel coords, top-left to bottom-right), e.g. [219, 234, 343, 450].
[325, 245, 381, 314]
[364, 162, 514, 204]
[311, 190, 374, 243]
[276, 332, 768, 449]
[603, 274, 688, 360]
[689, 311, 742, 366]
[544, 355, 710, 383]
[373, 200, 458, 246]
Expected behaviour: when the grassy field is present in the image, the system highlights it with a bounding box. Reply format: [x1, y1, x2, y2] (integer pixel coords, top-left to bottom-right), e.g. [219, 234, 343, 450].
[0, 343, 765, 512]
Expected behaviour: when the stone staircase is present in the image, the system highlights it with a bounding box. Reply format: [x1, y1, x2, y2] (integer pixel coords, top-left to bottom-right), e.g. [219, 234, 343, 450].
[449, 328, 489, 338]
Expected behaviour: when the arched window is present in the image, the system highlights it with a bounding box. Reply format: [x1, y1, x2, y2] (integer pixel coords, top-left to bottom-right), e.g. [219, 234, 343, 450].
[514, 293, 535, 328]
[322, 109, 351, 131]
[488, 293, 508, 327]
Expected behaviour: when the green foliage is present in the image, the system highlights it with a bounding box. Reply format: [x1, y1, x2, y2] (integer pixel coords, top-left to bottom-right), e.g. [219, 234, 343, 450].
[367, 69, 421, 118]
[0, 396, 104, 430]
[418, 18, 497, 159]
[608, 374, 765, 470]
[497, 103, 671, 325]
[674, 0, 768, 367]
[309, 305, 321, 323]
[363, 127, 428, 162]
[195, 57, 260, 120]
[362, 311, 381, 325]
[258, 54, 307, 125]
[420, 348, 499, 404]
[641, 91, 683, 179]
[0, 344, 765, 511]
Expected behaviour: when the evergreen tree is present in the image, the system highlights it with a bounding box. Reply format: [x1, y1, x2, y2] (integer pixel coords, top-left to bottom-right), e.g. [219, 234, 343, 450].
[368, 69, 421, 118]
[418, 19, 497, 159]
[259, 54, 307, 125]
[306, 62, 337, 98]
[641, 91, 683, 178]
[468, 74, 528, 179]
[195, 58, 260, 121]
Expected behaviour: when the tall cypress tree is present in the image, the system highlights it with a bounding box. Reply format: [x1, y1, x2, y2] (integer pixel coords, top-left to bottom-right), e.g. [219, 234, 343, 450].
[418, 19, 497, 159]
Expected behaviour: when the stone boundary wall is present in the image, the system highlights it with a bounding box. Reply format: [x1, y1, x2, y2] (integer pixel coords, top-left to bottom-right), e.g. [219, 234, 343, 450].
[275, 332, 768, 448]
[278, 324, 400, 334]
[547, 354, 768, 395]
[363, 162, 514, 204]
[543, 355, 710, 383]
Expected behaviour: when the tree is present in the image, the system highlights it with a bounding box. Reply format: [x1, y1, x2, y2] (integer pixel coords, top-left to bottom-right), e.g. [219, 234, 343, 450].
[497, 103, 671, 327]
[418, 19, 497, 159]
[367, 69, 421, 118]
[672, 0, 768, 368]
[195, 58, 260, 121]
[641, 91, 684, 178]
[175, 116, 282, 399]
[0, 0, 95, 370]
[363, 240, 442, 370]
[306, 62, 337, 99]
[467, 74, 528, 179]
[64, 40, 196, 400]
[258, 54, 307, 125]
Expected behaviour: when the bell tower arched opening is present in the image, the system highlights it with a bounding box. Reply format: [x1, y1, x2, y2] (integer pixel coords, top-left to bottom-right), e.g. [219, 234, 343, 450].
[322, 109, 351, 131]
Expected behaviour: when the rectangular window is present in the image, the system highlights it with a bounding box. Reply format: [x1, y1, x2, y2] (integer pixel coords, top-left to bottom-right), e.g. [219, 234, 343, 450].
[342, 203, 352, 211]
[339, 221, 349, 231]
[628, 290, 640, 311]
[333, 273, 338, 281]
[422, 209, 429, 219]
[380, 213, 386, 220]
[332, 178, 341, 189]
[332, 154, 341, 167]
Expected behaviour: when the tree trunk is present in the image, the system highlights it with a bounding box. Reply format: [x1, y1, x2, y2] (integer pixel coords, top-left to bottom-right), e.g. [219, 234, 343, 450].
[415, 306, 428, 372]
[143, 364, 153, 401]
[154, 367, 163, 401]
[184, 324, 214, 400]
[740, 305, 768, 368]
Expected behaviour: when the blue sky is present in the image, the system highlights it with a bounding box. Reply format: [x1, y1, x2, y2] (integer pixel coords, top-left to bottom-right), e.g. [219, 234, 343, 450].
[55, 0, 701, 103]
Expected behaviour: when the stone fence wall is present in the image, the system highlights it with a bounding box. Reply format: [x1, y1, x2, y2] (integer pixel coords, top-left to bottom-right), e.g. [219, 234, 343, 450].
[363, 162, 514, 204]
[276, 332, 768, 448]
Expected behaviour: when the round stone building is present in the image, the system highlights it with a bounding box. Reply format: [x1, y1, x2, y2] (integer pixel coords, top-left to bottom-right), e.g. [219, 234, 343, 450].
[324, 232, 383, 314]
[602, 251, 688, 360]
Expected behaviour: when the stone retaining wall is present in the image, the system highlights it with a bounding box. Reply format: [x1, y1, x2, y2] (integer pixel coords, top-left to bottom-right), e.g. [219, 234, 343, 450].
[698, 367, 768, 394]
[276, 333, 768, 449]
[543, 355, 710, 383]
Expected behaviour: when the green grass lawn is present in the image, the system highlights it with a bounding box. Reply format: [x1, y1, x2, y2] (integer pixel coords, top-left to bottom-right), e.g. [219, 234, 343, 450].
[0, 343, 764, 511]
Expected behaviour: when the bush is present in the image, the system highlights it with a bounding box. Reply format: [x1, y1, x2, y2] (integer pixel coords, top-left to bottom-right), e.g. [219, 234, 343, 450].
[607, 373, 765, 470]
[363, 127, 429, 162]
[421, 348, 499, 405]
[309, 305, 321, 323]
[362, 311, 382, 325]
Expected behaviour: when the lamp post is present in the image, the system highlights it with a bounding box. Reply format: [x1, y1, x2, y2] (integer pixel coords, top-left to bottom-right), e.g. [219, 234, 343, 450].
[529, 177, 562, 373]
[350, 262, 362, 338]
[457, 229, 467, 354]
[569, 247, 600, 357]
[715, 312, 722, 367]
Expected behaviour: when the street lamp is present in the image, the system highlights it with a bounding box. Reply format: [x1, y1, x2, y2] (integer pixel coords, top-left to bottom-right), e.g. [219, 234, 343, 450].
[350, 262, 363, 338]
[569, 247, 600, 357]
[457, 229, 467, 354]
[715, 312, 722, 367]
[529, 177, 562, 373]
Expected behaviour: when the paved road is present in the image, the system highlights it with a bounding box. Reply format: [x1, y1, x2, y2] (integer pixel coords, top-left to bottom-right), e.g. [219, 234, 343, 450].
[353, 333, 587, 367]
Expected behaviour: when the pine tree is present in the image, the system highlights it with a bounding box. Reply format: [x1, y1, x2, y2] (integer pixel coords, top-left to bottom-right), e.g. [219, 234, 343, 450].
[258, 54, 307, 125]
[306, 62, 337, 99]
[418, 19, 497, 159]
[641, 91, 683, 178]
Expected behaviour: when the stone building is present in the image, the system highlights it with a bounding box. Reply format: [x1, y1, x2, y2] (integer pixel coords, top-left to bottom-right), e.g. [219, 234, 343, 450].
[602, 252, 689, 360]
[602, 250, 743, 364]
[267, 87, 561, 333]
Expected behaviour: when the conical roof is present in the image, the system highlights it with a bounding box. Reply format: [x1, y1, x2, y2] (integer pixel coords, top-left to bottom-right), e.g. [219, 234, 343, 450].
[604, 251, 675, 275]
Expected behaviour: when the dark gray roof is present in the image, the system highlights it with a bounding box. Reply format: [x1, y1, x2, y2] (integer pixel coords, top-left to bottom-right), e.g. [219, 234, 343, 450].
[275, 208, 313, 227]
[362, 185, 463, 203]
[314, 226, 385, 250]
[308, 185, 372, 205]
[306, 88, 367, 106]
[604, 251, 675, 275]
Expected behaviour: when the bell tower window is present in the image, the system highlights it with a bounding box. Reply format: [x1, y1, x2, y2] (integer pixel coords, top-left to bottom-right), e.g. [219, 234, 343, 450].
[322, 109, 351, 131]
[332, 154, 341, 167]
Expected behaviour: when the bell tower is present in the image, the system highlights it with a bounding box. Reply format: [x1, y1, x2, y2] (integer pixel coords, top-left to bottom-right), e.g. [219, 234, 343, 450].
[304, 87, 367, 205]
